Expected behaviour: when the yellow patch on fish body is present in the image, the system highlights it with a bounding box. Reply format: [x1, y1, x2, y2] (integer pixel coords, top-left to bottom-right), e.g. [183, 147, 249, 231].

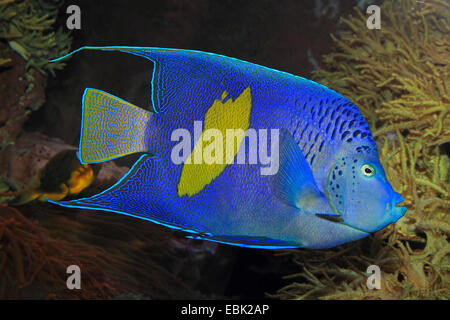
[177, 87, 252, 197]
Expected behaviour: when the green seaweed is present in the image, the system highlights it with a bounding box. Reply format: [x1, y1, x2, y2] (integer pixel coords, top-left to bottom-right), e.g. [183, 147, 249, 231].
[0, 0, 72, 76]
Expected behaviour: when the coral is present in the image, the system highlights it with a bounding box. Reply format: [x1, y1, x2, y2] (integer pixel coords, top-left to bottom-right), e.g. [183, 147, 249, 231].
[271, 0, 449, 300]
[0, 0, 72, 76]
[34, 206, 205, 299]
[13, 149, 100, 204]
[0, 0, 72, 197]
[0, 130, 205, 299]
[0, 205, 121, 299]
[0, 204, 202, 299]
[0, 131, 134, 205]
[0, 47, 47, 198]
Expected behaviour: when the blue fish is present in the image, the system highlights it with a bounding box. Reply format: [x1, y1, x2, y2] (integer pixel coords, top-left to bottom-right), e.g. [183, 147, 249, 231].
[48, 46, 406, 249]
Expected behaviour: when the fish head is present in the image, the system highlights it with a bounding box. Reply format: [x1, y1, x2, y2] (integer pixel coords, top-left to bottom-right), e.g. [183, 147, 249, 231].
[325, 150, 406, 234]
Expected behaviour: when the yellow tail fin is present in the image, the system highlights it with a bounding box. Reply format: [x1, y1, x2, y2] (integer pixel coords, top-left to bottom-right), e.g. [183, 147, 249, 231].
[79, 88, 152, 164]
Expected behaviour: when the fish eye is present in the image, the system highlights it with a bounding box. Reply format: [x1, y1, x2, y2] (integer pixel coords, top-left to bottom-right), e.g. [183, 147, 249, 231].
[361, 164, 376, 177]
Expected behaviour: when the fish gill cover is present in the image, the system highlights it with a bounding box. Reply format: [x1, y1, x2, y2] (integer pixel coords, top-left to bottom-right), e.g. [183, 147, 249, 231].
[270, 0, 449, 300]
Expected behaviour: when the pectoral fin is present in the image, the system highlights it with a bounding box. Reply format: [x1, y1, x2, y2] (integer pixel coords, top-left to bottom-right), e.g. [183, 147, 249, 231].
[271, 129, 340, 217]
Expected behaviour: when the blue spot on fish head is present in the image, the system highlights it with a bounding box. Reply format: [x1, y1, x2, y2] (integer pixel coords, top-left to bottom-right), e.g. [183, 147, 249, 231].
[325, 151, 407, 234]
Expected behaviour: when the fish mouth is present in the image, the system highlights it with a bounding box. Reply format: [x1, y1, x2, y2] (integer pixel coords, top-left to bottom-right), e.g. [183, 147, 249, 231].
[316, 192, 407, 234]
[392, 205, 407, 221]
[317, 206, 405, 234]
[390, 193, 407, 222]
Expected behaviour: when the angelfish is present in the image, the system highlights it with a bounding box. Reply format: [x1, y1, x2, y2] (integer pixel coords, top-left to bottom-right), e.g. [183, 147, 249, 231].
[48, 46, 406, 249]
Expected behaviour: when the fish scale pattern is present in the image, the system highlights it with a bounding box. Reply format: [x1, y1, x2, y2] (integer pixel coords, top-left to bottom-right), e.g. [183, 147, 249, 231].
[63, 155, 209, 234]
[291, 92, 374, 170]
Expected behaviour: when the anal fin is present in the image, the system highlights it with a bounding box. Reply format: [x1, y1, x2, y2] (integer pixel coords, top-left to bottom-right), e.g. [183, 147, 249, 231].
[186, 234, 302, 249]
